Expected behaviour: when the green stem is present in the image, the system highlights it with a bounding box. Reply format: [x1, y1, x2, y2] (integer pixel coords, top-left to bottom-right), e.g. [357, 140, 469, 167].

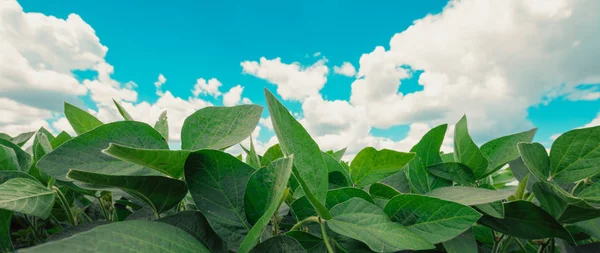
[319, 217, 334, 253]
[514, 238, 527, 253]
[538, 239, 550, 253]
[54, 187, 77, 226]
[500, 237, 513, 253]
[290, 216, 320, 231]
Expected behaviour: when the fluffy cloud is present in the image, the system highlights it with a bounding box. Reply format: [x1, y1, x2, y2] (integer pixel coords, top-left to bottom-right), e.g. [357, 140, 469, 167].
[241, 57, 328, 102]
[192, 78, 222, 97]
[222, 85, 248, 106]
[154, 74, 167, 96]
[333, 62, 357, 77]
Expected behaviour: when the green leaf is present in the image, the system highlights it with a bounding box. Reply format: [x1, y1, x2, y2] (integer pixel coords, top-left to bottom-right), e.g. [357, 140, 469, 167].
[261, 144, 284, 166]
[67, 170, 187, 215]
[406, 124, 452, 194]
[323, 152, 351, 187]
[113, 99, 134, 121]
[250, 235, 307, 253]
[480, 128, 537, 177]
[441, 152, 456, 162]
[532, 181, 600, 223]
[181, 105, 262, 150]
[103, 143, 190, 178]
[384, 194, 481, 244]
[427, 162, 476, 186]
[515, 174, 530, 200]
[10, 131, 35, 147]
[50, 131, 72, 149]
[574, 217, 600, 240]
[327, 198, 435, 252]
[380, 170, 411, 193]
[154, 111, 169, 141]
[0, 145, 19, 171]
[475, 184, 505, 219]
[184, 150, 254, 250]
[577, 183, 600, 203]
[64, 102, 104, 135]
[20, 220, 210, 253]
[241, 138, 261, 169]
[454, 115, 488, 178]
[285, 231, 327, 252]
[158, 211, 228, 253]
[331, 147, 347, 161]
[240, 157, 293, 253]
[550, 126, 600, 183]
[0, 210, 12, 252]
[265, 89, 330, 218]
[350, 147, 415, 188]
[509, 158, 539, 192]
[0, 178, 54, 218]
[325, 187, 374, 209]
[426, 186, 514, 205]
[442, 229, 477, 253]
[0, 138, 31, 172]
[38, 121, 168, 180]
[478, 200, 573, 242]
[518, 142, 550, 182]
[369, 183, 401, 200]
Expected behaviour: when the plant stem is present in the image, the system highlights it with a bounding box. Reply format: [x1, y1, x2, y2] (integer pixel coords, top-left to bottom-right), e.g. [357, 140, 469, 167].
[500, 237, 513, 253]
[290, 216, 320, 231]
[537, 239, 550, 253]
[514, 238, 528, 253]
[54, 187, 77, 226]
[319, 217, 334, 253]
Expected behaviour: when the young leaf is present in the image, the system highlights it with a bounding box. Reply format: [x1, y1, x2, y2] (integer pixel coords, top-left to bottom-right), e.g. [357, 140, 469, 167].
[0, 138, 32, 172]
[442, 229, 477, 253]
[326, 198, 435, 252]
[323, 152, 351, 187]
[478, 201, 574, 242]
[517, 142, 550, 182]
[515, 174, 530, 200]
[181, 105, 262, 150]
[325, 187, 374, 209]
[67, 170, 187, 215]
[350, 147, 415, 188]
[0, 145, 19, 171]
[369, 183, 401, 200]
[532, 181, 600, 223]
[260, 144, 284, 166]
[50, 131, 72, 149]
[509, 157, 539, 192]
[158, 211, 228, 253]
[113, 99, 134, 121]
[239, 156, 293, 253]
[406, 124, 452, 194]
[184, 150, 254, 250]
[550, 126, 600, 183]
[0, 178, 54, 218]
[427, 162, 476, 186]
[249, 235, 307, 253]
[265, 89, 330, 217]
[479, 128, 537, 177]
[154, 111, 169, 141]
[10, 131, 35, 147]
[241, 138, 261, 169]
[331, 147, 347, 161]
[426, 186, 514, 205]
[454, 115, 488, 178]
[383, 194, 481, 244]
[38, 121, 168, 180]
[20, 220, 210, 253]
[64, 102, 103, 135]
[103, 143, 190, 178]
[577, 183, 600, 203]
[380, 170, 411, 193]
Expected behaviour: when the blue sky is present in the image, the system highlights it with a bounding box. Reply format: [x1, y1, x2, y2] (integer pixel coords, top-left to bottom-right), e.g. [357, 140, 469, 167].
[3, 0, 600, 155]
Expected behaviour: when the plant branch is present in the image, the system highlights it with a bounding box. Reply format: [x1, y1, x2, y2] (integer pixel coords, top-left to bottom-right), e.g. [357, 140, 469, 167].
[54, 187, 77, 226]
[290, 216, 320, 231]
[319, 217, 334, 253]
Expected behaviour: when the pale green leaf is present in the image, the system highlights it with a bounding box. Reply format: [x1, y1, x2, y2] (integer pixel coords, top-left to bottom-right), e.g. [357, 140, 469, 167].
[64, 102, 103, 135]
[454, 115, 488, 178]
[426, 186, 514, 206]
[0, 145, 19, 171]
[0, 138, 31, 172]
[442, 229, 477, 253]
[103, 143, 190, 178]
[480, 128, 537, 177]
[0, 178, 54, 218]
[350, 147, 414, 188]
[518, 142, 550, 182]
[550, 126, 600, 183]
[113, 99, 134, 121]
[427, 162, 476, 186]
[532, 181, 600, 223]
[406, 124, 451, 194]
[154, 111, 169, 141]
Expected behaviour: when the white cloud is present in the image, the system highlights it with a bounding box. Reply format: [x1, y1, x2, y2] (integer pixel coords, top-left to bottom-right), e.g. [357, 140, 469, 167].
[259, 117, 273, 131]
[222, 85, 244, 106]
[154, 74, 167, 96]
[313, 52, 321, 57]
[333, 62, 357, 77]
[241, 57, 328, 102]
[192, 78, 222, 97]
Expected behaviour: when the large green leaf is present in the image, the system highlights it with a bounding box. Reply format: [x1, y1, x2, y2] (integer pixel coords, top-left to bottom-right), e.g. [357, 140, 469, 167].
[290, 188, 375, 221]
[454, 115, 488, 178]
[64, 102, 103, 135]
[426, 186, 514, 205]
[550, 126, 600, 183]
[509, 158, 539, 192]
[517, 142, 550, 182]
[474, 184, 505, 219]
[158, 211, 228, 253]
[38, 121, 168, 180]
[20, 220, 210, 253]
[154, 111, 169, 141]
[384, 194, 481, 244]
[350, 147, 414, 188]
[0, 178, 54, 218]
[103, 143, 190, 178]
[0, 145, 19, 171]
[240, 157, 293, 253]
[0, 210, 12, 252]
[260, 144, 284, 166]
[577, 183, 600, 203]
[478, 201, 573, 242]
[327, 198, 435, 252]
[10, 131, 35, 147]
[67, 170, 187, 215]
[574, 217, 600, 240]
[285, 231, 327, 252]
[479, 128, 537, 177]
[427, 162, 476, 186]
[380, 170, 411, 193]
[113, 99, 134, 121]
[185, 150, 254, 250]
[265, 89, 330, 218]
[50, 131, 72, 149]
[442, 229, 477, 253]
[532, 181, 600, 223]
[0, 138, 31, 172]
[250, 235, 307, 253]
[181, 105, 262, 150]
[369, 183, 401, 200]
[406, 124, 451, 194]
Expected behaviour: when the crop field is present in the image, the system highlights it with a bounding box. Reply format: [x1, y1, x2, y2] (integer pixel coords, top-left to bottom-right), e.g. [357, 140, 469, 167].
[0, 88, 599, 253]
